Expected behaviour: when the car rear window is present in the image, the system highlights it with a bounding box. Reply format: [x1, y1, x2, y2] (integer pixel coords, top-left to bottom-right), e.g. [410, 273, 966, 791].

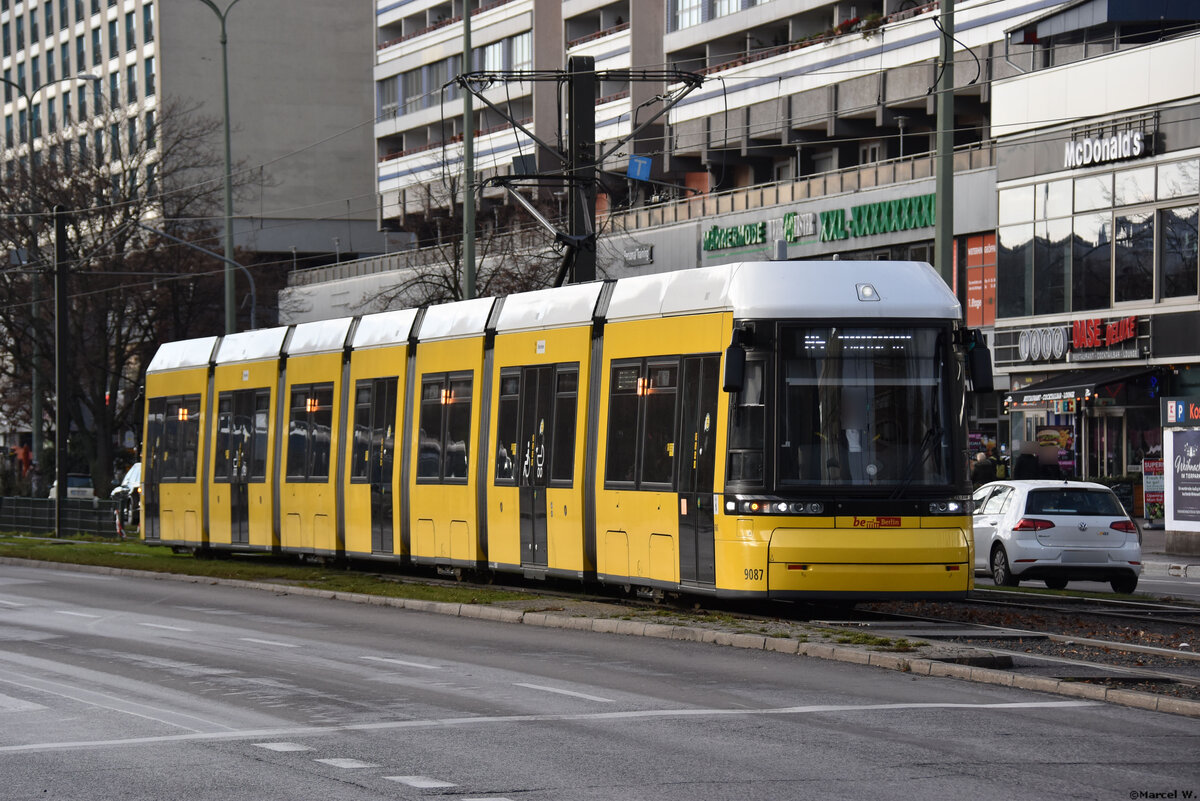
[1024, 488, 1123, 516]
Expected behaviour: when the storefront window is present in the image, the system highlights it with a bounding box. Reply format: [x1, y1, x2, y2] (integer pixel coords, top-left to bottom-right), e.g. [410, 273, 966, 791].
[997, 224, 1033, 317]
[1114, 166, 1155, 206]
[1161, 205, 1198, 298]
[1074, 174, 1112, 212]
[1034, 217, 1070, 315]
[1157, 160, 1198, 200]
[1113, 210, 1154, 302]
[1072, 212, 1111, 310]
[998, 185, 1034, 226]
[1035, 179, 1072, 220]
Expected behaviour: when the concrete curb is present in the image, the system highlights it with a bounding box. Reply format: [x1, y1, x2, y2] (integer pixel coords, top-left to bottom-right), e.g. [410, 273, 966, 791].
[5, 556, 1199, 720]
[1142, 558, 1200, 578]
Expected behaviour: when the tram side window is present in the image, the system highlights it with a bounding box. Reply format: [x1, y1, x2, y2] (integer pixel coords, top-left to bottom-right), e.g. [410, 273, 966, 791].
[214, 389, 270, 483]
[604, 359, 679, 489]
[286, 382, 334, 482]
[150, 394, 200, 482]
[605, 364, 640, 484]
[641, 363, 677, 487]
[727, 359, 765, 484]
[495, 372, 520, 483]
[551, 368, 578, 483]
[351, 378, 398, 484]
[145, 397, 164, 482]
[418, 372, 473, 482]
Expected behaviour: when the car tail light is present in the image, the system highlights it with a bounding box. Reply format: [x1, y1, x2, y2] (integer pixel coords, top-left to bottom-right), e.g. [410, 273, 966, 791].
[1111, 520, 1137, 533]
[1013, 517, 1054, 531]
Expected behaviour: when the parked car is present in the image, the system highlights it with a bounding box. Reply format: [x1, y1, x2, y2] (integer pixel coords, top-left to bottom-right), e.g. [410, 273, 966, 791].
[972, 479, 1141, 594]
[47, 473, 95, 500]
[110, 462, 141, 526]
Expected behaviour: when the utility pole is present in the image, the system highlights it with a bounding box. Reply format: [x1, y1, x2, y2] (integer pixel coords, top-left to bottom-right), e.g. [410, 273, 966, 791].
[53, 206, 69, 537]
[934, 0, 955, 295]
[462, 0, 475, 299]
[566, 56, 596, 284]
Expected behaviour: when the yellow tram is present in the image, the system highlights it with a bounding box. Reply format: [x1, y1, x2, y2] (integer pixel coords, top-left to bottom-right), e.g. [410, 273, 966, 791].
[142, 260, 991, 600]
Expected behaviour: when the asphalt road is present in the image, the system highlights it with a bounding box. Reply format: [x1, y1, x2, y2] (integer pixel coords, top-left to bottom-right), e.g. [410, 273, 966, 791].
[0, 562, 1197, 801]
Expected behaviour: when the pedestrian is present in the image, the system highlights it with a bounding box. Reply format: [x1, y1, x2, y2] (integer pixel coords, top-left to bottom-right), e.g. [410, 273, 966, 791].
[971, 451, 996, 486]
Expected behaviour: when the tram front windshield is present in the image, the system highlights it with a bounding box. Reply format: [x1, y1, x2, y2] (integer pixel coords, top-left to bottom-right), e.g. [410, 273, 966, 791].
[777, 325, 951, 488]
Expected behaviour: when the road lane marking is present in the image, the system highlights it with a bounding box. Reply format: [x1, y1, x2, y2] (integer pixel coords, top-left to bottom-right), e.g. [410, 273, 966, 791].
[55, 611, 100, 618]
[238, 637, 300, 648]
[316, 758, 379, 769]
[384, 776, 456, 788]
[254, 742, 312, 752]
[0, 599, 25, 607]
[0, 670, 236, 733]
[361, 656, 438, 670]
[514, 682, 614, 703]
[139, 623, 193, 632]
[0, 700, 1099, 754]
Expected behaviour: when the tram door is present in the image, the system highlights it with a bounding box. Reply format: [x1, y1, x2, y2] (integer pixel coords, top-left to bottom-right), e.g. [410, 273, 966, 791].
[229, 391, 255, 545]
[519, 365, 555, 568]
[368, 379, 397, 553]
[143, 398, 164, 540]
[678, 355, 719, 585]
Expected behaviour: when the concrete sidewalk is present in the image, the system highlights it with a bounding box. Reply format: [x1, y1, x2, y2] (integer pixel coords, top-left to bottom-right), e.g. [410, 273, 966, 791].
[1138, 524, 1200, 578]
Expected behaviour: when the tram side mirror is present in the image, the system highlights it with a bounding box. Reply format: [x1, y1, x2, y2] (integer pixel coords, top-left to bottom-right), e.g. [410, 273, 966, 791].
[723, 329, 747, 393]
[966, 329, 994, 394]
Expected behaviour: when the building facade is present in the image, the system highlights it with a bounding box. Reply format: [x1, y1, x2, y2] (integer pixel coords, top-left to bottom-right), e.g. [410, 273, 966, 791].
[1, 0, 385, 276]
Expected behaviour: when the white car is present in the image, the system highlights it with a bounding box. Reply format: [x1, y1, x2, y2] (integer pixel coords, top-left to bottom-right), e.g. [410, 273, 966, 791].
[48, 473, 96, 500]
[972, 480, 1141, 594]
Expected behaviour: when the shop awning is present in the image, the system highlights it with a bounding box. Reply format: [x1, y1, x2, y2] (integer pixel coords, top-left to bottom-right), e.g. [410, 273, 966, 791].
[1004, 366, 1160, 407]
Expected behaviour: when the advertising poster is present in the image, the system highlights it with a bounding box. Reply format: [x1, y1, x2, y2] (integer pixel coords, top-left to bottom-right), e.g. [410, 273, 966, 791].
[1035, 425, 1075, 476]
[1169, 430, 1200, 525]
[1143, 458, 1164, 520]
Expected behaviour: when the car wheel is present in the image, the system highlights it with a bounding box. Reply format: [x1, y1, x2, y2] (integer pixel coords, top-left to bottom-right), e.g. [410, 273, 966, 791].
[990, 545, 1019, 587]
[1044, 577, 1068, 590]
[1110, 575, 1138, 594]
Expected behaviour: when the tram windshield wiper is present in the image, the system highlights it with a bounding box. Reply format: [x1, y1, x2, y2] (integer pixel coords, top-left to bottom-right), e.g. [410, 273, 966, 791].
[890, 423, 942, 499]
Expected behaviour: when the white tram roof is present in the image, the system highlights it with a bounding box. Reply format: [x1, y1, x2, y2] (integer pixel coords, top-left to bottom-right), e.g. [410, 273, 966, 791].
[146, 335, 219, 374]
[417, 296, 496, 342]
[352, 308, 418, 349]
[495, 282, 606, 334]
[214, 326, 290, 365]
[286, 317, 354, 356]
[605, 261, 960, 322]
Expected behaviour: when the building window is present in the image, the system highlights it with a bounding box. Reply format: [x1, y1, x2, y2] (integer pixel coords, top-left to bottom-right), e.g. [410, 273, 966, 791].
[1161, 205, 1199, 299]
[143, 4, 153, 42]
[126, 63, 137, 102]
[378, 75, 398, 119]
[675, 0, 703, 30]
[511, 31, 531, 72]
[108, 19, 117, 59]
[46, 49, 55, 82]
[145, 109, 154, 146]
[127, 116, 136, 151]
[62, 42, 70, 77]
[1072, 212, 1111, 311]
[125, 11, 135, 50]
[483, 40, 504, 72]
[144, 56, 155, 95]
[91, 28, 100, 66]
[1114, 211, 1154, 303]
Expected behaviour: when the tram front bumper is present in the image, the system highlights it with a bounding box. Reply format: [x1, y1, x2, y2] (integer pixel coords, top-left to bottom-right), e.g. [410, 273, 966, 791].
[766, 524, 971, 596]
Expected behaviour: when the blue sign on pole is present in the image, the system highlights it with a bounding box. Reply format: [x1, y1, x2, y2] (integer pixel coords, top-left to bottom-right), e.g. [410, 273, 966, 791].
[627, 155, 652, 182]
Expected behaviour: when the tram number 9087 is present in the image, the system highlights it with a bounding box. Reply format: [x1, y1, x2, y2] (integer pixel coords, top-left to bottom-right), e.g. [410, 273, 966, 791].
[744, 568, 764, 582]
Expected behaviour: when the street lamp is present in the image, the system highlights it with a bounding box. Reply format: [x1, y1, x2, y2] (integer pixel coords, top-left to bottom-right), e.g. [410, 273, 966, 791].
[0, 71, 102, 490]
[194, 0, 243, 335]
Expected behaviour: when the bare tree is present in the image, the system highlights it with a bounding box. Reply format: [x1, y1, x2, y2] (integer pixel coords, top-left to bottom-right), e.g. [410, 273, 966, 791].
[0, 98, 237, 494]
[367, 153, 564, 310]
